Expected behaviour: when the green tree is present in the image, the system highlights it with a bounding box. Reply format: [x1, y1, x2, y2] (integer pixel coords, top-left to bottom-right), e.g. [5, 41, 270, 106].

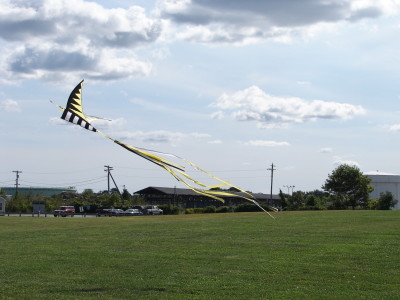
[287, 191, 305, 210]
[305, 194, 319, 210]
[279, 189, 288, 210]
[377, 191, 398, 210]
[121, 189, 131, 200]
[322, 164, 374, 209]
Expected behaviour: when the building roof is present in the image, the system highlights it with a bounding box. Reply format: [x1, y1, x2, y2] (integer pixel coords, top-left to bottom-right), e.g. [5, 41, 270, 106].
[0, 186, 76, 197]
[135, 186, 280, 200]
[364, 171, 400, 176]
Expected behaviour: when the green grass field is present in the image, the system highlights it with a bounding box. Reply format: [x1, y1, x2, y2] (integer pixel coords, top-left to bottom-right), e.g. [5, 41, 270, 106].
[1, 211, 399, 299]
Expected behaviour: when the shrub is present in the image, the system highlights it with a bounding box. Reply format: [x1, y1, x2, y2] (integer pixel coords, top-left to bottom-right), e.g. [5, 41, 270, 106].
[368, 198, 379, 210]
[234, 203, 259, 212]
[203, 206, 216, 213]
[158, 204, 182, 215]
[234, 203, 275, 212]
[216, 206, 231, 213]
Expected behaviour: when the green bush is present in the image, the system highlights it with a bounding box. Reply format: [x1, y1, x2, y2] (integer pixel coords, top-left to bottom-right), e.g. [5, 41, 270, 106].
[185, 208, 195, 214]
[234, 203, 275, 212]
[216, 206, 231, 213]
[368, 198, 379, 210]
[234, 203, 260, 212]
[203, 206, 216, 213]
[158, 204, 182, 215]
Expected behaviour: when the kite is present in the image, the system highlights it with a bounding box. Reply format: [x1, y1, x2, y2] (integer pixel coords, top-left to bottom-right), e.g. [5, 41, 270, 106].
[53, 80, 274, 218]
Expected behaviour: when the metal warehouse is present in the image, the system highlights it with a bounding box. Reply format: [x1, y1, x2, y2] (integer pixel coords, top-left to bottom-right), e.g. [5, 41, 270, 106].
[365, 171, 400, 210]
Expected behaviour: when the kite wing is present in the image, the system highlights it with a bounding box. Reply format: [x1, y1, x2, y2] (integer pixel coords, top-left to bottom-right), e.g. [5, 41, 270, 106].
[60, 80, 98, 132]
[54, 80, 275, 218]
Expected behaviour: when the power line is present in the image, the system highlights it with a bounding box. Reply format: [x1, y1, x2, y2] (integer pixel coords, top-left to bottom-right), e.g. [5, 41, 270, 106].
[18, 176, 106, 188]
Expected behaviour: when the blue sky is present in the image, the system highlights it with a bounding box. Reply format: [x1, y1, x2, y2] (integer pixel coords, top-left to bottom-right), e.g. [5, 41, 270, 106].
[1, 0, 400, 194]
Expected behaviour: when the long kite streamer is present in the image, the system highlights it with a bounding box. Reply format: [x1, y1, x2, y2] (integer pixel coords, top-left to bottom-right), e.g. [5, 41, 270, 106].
[53, 80, 274, 218]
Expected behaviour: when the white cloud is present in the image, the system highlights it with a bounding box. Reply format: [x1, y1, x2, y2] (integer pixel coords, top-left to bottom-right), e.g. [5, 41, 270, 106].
[0, 0, 159, 82]
[208, 139, 222, 144]
[319, 147, 333, 154]
[157, 0, 396, 45]
[388, 124, 400, 132]
[92, 117, 126, 130]
[190, 132, 211, 139]
[0, 99, 20, 112]
[114, 130, 185, 144]
[210, 111, 224, 120]
[244, 140, 290, 147]
[333, 156, 360, 167]
[113, 129, 211, 145]
[212, 86, 366, 128]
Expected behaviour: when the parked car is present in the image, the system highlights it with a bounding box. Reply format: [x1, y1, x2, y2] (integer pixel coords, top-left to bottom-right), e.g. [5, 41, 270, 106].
[124, 209, 143, 216]
[96, 208, 111, 217]
[142, 205, 163, 215]
[53, 206, 75, 217]
[108, 209, 125, 216]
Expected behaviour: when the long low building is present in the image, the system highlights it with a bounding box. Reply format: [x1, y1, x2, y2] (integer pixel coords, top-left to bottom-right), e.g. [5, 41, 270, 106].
[365, 172, 400, 210]
[0, 186, 76, 197]
[134, 186, 281, 209]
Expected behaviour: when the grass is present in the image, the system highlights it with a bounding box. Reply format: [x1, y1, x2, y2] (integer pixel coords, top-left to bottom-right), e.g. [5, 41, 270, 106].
[0, 211, 399, 299]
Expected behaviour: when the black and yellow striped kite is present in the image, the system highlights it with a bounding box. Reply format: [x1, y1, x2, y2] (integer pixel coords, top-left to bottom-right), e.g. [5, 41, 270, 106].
[53, 80, 274, 218]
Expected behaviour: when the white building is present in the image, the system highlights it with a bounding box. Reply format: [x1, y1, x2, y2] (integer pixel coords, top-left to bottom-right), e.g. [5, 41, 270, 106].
[365, 171, 400, 210]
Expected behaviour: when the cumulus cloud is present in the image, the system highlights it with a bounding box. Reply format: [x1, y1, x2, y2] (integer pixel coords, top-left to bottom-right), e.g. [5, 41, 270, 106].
[319, 147, 333, 154]
[388, 124, 400, 132]
[244, 140, 290, 147]
[157, 0, 395, 45]
[212, 86, 365, 128]
[208, 139, 222, 144]
[113, 129, 211, 145]
[0, 99, 21, 112]
[210, 111, 224, 120]
[333, 156, 360, 167]
[0, 0, 159, 82]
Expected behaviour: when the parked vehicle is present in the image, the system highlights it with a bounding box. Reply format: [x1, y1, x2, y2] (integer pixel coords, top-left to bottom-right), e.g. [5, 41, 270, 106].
[109, 209, 125, 216]
[142, 205, 163, 215]
[124, 209, 143, 216]
[132, 205, 144, 211]
[96, 208, 111, 217]
[53, 206, 75, 217]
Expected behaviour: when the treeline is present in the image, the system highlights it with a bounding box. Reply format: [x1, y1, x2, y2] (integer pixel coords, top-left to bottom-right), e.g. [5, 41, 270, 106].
[2, 164, 398, 213]
[278, 189, 397, 211]
[2, 188, 144, 213]
[280, 164, 398, 211]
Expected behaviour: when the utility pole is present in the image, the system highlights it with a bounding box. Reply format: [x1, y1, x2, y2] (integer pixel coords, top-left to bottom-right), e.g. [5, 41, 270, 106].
[13, 170, 22, 198]
[104, 165, 121, 195]
[104, 165, 113, 194]
[267, 163, 276, 202]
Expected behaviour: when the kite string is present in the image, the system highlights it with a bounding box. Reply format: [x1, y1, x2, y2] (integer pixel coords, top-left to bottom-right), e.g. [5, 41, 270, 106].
[252, 200, 275, 219]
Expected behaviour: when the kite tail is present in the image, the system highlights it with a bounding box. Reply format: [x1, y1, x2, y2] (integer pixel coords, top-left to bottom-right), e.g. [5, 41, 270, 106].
[96, 129, 275, 217]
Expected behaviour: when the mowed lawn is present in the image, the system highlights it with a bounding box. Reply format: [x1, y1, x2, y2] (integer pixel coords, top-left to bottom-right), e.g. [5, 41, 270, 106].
[1, 211, 399, 299]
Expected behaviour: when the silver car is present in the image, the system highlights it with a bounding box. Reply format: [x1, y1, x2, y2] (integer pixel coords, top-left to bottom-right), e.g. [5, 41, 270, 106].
[124, 209, 143, 216]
